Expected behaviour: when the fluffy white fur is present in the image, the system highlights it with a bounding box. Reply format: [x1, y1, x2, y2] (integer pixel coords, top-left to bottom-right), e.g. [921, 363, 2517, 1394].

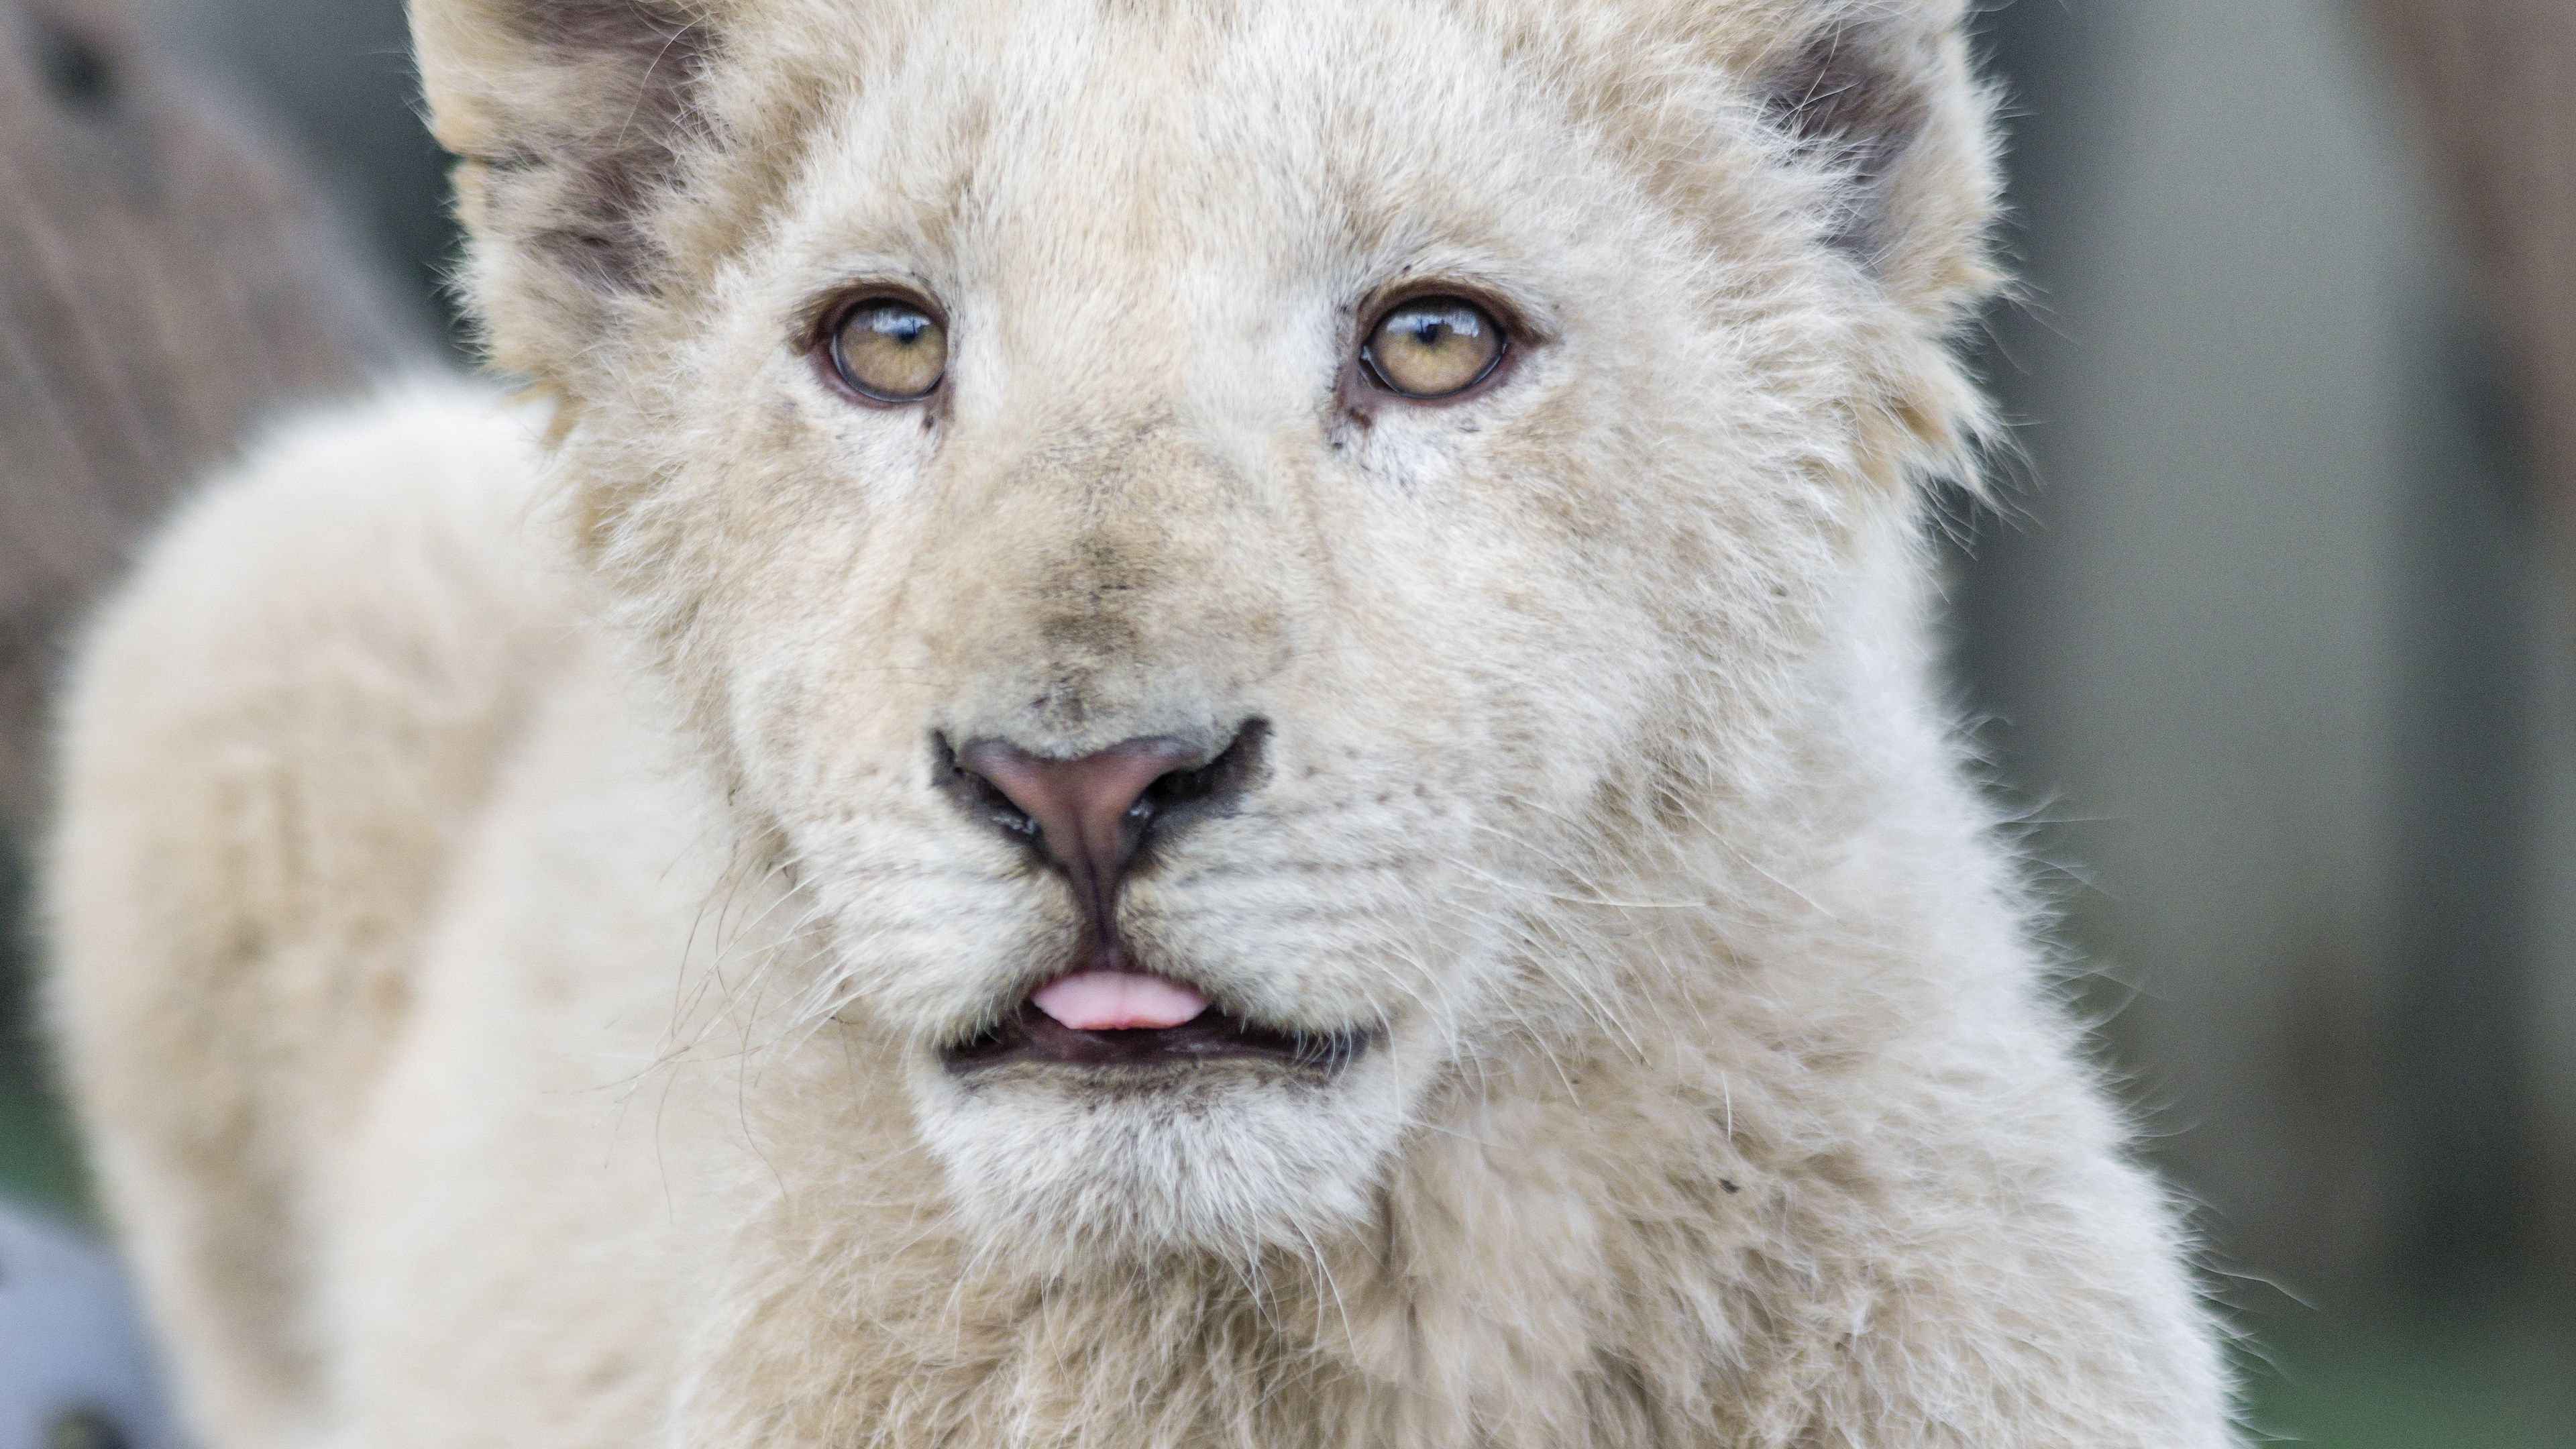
[47, 1, 2239, 1444]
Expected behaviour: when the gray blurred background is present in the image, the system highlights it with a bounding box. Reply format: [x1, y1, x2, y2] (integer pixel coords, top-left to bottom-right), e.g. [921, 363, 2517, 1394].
[2, 1, 2572, 1444]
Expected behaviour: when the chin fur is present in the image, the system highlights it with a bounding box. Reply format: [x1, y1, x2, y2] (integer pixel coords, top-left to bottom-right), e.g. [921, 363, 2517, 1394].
[908, 1051, 1407, 1269]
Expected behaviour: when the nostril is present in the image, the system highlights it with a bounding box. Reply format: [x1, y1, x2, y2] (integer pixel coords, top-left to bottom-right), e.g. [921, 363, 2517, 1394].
[935, 735, 1040, 839]
[1138, 718, 1269, 824]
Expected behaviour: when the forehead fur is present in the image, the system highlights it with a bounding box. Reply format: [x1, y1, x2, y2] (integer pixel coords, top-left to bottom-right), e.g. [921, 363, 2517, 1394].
[740, 7, 1668, 415]
[425, 0, 1994, 421]
[703, 0, 1982, 273]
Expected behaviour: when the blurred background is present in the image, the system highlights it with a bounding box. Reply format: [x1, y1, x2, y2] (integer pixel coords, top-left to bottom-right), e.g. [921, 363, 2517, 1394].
[1, 0, 2571, 1444]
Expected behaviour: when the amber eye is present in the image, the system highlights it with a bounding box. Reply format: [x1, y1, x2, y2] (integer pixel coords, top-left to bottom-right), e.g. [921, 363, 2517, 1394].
[1360, 296, 1505, 400]
[827, 297, 947, 402]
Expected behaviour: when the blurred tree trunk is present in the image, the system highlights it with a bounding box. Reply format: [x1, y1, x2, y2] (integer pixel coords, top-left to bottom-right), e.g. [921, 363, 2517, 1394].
[2359, 0, 2576, 1296]
[2361, 0, 2576, 553]
[0, 0, 417, 835]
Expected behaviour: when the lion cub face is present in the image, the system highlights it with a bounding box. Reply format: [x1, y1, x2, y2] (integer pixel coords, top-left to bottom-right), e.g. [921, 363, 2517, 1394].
[423, 0, 1988, 1260]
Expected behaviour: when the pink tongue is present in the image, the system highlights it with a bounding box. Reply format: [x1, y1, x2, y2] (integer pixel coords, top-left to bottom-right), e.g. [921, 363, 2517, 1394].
[1030, 971, 1212, 1032]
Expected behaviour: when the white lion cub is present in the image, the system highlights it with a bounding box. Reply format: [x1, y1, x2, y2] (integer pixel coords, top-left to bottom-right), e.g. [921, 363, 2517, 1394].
[48, 1, 2238, 1444]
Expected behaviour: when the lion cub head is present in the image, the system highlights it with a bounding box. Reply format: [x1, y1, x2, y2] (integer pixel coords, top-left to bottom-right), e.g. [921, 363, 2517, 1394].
[415, 0, 1996, 1263]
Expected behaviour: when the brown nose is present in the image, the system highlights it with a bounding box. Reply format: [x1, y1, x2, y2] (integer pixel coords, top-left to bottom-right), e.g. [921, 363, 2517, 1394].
[945, 722, 1267, 925]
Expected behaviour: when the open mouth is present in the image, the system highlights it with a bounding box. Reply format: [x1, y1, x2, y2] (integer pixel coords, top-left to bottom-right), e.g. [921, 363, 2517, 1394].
[943, 969, 1366, 1074]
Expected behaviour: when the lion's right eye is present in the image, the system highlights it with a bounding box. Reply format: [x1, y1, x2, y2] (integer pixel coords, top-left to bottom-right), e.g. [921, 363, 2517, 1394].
[1360, 296, 1505, 400]
[827, 297, 948, 403]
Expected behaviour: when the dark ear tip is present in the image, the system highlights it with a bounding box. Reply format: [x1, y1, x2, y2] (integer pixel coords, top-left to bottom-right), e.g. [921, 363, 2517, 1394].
[448, 0, 716, 302]
[504, 0, 707, 55]
[1760, 17, 1937, 165]
[1758, 15, 1953, 264]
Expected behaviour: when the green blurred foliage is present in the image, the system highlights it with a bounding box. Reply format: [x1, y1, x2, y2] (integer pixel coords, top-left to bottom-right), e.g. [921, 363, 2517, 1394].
[2242, 1313, 2576, 1448]
[0, 847, 87, 1217]
[0, 1069, 82, 1214]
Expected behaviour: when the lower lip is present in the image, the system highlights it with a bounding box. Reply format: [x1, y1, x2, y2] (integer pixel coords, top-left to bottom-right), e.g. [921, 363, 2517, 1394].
[942, 1004, 1367, 1075]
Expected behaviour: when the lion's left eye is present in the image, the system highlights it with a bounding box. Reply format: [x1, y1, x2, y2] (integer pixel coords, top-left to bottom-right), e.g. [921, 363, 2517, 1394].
[827, 297, 947, 402]
[1360, 297, 1505, 400]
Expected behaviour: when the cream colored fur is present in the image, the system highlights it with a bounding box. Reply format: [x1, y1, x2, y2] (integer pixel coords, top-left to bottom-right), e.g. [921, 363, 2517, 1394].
[47, 1, 2238, 1444]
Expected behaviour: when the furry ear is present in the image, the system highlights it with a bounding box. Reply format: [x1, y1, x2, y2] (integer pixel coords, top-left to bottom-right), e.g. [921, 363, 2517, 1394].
[1758, 17, 1933, 258]
[1747, 3, 1997, 308]
[411, 0, 718, 377]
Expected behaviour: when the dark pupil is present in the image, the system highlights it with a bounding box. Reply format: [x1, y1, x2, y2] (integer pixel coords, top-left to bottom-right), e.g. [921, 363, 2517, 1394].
[1406, 314, 1458, 347]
